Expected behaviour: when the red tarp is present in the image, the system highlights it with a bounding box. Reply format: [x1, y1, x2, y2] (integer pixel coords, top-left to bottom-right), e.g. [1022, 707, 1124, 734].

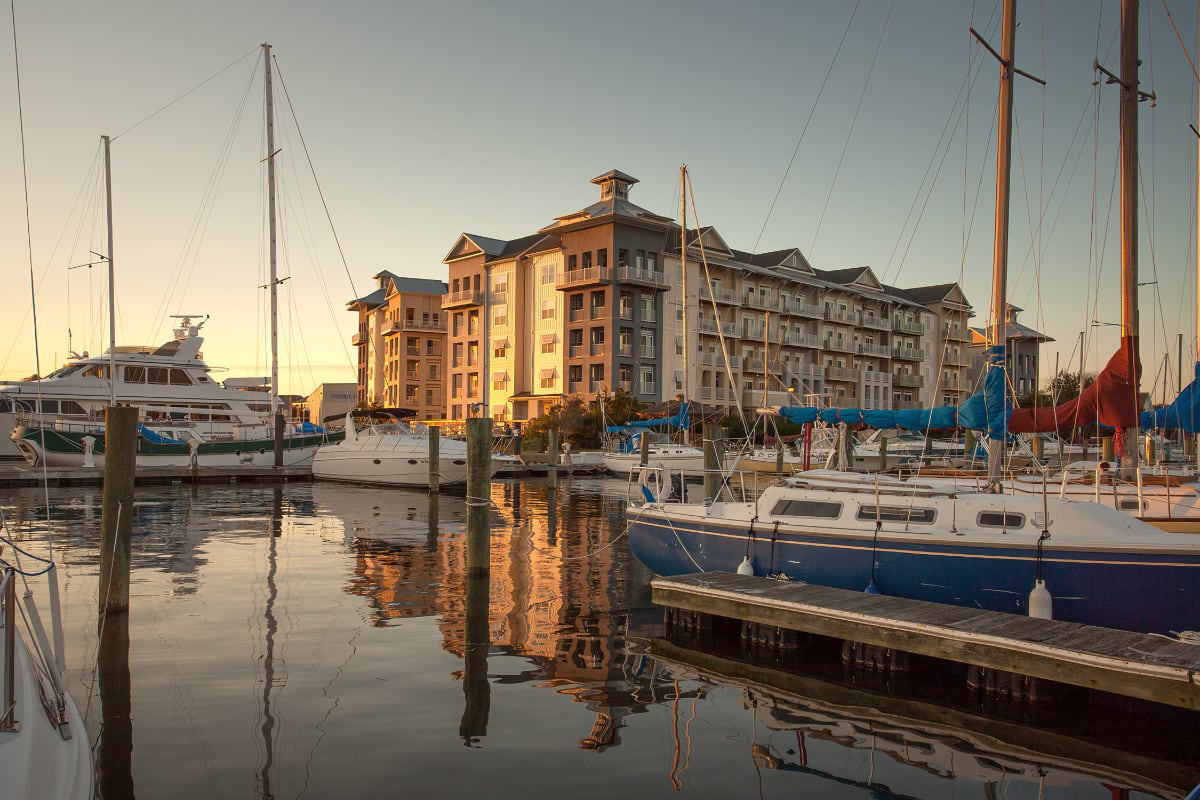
[1008, 336, 1141, 433]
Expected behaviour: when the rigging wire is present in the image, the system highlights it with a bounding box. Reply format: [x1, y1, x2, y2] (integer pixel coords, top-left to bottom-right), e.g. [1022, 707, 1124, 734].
[808, 0, 895, 259]
[750, 0, 862, 256]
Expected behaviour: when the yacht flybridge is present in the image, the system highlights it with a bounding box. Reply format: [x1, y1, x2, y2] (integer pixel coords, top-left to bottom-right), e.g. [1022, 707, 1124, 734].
[4, 316, 337, 468]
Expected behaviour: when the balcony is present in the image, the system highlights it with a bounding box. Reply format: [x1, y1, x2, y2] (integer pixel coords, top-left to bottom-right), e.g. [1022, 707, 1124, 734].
[568, 344, 584, 358]
[787, 363, 825, 383]
[568, 308, 586, 322]
[618, 307, 634, 320]
[614, 265, 668, 289]
[403, 317, 447, 332]
[826, 366, 861, 382]
[742, 356, 766, 373]
[742, 389, 796, 408]
[893, 400, 921, 410]
[893, 319, 924, 335]
[619, 344, 634, 358]
[442, 289, 484, 309]
[857, 342, 890, 358]
[556, 266, 611, 290]
[700, 285, 740, 305]
[640, 346, 656, 359]
[589, 380, 605, 393]
[824, 307, 855, 323]
[893, 372, 924, 388]
[698, 352, 725, 367]
[590, 344, 606, 357]
[944, 325, 972, 342]
[744, 293, 779, 312]
[590, 305, 606, 320]
[892, 346, 923, 362]
[617, 380, 632, 392]
[859, 315, 892, 332]
[823, 338, 856, 354]
[640, 381, 657, 395]
[944, 350, 973, 367]
[351, 332, 367, 347]
[697, 320, 739, 338]
[789, 301, 823, 319]
[381, 320, 402, 336]
[743, 323, 766, 340]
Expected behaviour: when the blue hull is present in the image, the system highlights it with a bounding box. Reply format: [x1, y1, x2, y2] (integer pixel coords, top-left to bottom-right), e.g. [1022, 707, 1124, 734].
[628, 513, 1200, 635]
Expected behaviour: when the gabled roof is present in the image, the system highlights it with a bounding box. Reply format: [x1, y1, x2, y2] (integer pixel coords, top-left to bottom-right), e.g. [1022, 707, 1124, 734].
[346, 287, 387, 311]
[442, 233, 509, 264]
[540, 169, 673, 233]
[386, 276, 448, 297]
[487, 233, 562, 264]
[896, 282, 970, 307]
[815, 266, 883, 292]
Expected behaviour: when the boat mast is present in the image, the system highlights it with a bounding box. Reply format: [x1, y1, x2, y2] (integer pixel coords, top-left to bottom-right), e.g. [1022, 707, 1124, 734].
[263, 43, 283, 466]
[103, 134, 116, 406]
[1118, 0, 1141, 478]
[984, 0, 1017, 491]
[680, 164, 690, 439]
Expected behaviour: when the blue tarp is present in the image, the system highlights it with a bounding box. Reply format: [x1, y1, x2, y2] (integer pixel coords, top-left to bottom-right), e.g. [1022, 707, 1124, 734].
[293, 421, 326, 434]
[138, 424, 186, 445]
[773, 347, 1011, 439]
[606, 402, 691, 434]
[1141, 363, 1200, 433]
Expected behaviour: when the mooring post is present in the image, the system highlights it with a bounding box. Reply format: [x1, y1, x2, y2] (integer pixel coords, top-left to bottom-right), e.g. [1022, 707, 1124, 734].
[547, 429, 559, 488]
[512, 422, 522, 460]
[1030, 435, 1044, 463]
[428, 424, 441, 496]
[878, 436, 889, 472]
[1102, 436, 1115, 463]
[703, 423, 723, 501]
[99, 406, 137, 613]
[97, 606, 133, 798]
[639, 433, 649, 467]
[466, 417, 491, 577]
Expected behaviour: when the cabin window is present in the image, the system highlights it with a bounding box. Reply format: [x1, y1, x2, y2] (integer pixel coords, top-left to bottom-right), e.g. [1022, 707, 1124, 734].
[169, 369, 192, 385]
[770, 499, 842, 519]
[124, 366, 146, 383]
[59, 400, 86, 415]
[857, 505, 936, 525]
[977, 511, 1024, 529]
[1118, 499, 1145, 511]
[82, 365, 108, 379]
[147, 368, 169, 384]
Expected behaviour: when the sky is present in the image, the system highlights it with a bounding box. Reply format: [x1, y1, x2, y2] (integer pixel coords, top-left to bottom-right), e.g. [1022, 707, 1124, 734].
[4, 1, 1200, 401]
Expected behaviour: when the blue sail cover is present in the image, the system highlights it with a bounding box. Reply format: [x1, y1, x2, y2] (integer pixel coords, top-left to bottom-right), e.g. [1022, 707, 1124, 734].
[1141, 363, 1200, 433]
[773, 347, 1010, 439]
[605, 402, 691, 433]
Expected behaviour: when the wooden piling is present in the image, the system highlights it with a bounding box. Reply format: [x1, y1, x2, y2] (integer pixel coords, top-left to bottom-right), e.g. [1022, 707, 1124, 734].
[703, 424, 722, 501]
[1145, 435, 1157, 464]
[1030, 435, 1043, 462]
[466, 417, 491, 577]
[96, 606, 133, 798]
[1103, 436, 1115, 462]
[547, 429, 559, 488]
[639, 432, 650, 467]
[878, 436, 889, 471]
[428, 424, 440, 496]
[99, 406, 137, 614]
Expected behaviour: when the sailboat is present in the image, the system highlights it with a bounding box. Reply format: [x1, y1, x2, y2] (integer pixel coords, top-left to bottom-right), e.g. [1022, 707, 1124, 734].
[602, 165, 707, 476]
[625, 0, 1200, 637]
[7, 45, 339, 469]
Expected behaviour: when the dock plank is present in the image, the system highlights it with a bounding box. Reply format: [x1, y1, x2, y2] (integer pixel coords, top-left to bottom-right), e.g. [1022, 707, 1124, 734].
[652, 572, 1200, 710]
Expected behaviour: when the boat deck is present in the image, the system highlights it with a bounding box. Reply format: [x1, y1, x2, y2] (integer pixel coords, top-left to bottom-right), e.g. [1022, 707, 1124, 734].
[652, 571, 1200, 710]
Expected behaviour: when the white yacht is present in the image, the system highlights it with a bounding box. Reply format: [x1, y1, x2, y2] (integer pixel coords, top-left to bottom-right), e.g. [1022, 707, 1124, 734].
[4, 316, 336, 468]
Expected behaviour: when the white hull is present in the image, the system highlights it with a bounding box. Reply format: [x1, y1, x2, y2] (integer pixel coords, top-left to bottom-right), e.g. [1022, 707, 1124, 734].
[14, 436, 323, 469]
[0, 611, 93, 800]
[603, 446, 706, 476]
[312, 420, 501, 486]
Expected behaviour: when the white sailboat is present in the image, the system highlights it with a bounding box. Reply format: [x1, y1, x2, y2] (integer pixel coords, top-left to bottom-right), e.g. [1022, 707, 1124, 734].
[626, 0, 1200, 636]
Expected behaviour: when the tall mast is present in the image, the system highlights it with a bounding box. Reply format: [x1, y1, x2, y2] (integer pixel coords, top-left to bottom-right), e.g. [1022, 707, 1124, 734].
[1118, 0, 1140, 477]
[263, 43, 283, 466]
[103, 134, 116, 406]
[985, 0, 1017, 490]
[680, 164, 689, 408]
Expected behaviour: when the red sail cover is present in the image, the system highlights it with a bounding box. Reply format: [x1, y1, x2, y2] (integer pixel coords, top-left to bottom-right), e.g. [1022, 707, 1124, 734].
[1008, 336, 1141, 433]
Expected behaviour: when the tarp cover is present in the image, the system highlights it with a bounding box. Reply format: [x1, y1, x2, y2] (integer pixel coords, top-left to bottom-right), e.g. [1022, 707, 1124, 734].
[1008, 336, 1140, 433]
[1141, 362, 1200, 432]
[772, 347, 1010, 439]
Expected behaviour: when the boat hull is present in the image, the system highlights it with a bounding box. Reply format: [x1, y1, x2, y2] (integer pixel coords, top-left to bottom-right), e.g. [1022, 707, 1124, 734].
[12, 425, 335, 468]
[628, 505, 1200, 635]
[603, 448, 705, 476]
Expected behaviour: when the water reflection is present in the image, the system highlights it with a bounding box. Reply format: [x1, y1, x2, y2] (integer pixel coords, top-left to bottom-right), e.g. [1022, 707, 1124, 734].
[0, 476, 1194, 798]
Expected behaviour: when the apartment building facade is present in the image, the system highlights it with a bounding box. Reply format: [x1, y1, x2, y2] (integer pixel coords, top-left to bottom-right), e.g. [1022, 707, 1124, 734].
[968, 304, 1052, 399]
[353, 170, 1009, 422]
[348, 272, 448, 419]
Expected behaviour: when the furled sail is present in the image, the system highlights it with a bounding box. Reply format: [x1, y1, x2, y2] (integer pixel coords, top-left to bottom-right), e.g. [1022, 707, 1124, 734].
[1008, 336, 1140, 433]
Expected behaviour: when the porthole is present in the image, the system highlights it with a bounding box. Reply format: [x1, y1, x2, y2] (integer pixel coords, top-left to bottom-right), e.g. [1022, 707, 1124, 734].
[408, 459, 419, 465]
[373, 459, 381, 465]
[978, 511, 1024, 529]
[453, 459, 466, 466]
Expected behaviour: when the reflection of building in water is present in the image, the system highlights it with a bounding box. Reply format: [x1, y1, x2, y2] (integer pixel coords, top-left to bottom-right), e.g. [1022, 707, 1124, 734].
[339, 479, 652, 748]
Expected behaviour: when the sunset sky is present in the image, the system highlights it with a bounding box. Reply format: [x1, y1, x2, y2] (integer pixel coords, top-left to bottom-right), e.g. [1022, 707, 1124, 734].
[4, 1, 1200, 401]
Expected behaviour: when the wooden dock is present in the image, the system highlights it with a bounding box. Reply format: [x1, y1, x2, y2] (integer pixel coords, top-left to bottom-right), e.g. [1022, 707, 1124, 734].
[0, 462, 313, 487]
[652, 571, 1200, 710]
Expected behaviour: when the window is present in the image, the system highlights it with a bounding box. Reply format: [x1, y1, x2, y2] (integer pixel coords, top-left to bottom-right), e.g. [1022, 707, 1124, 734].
[541, 298, 556, 319]
[493, 306, 507, 327]
[618, 248, 629, 268]
[123, 366, 146, 383]
[451, 374, 462, 399]
[452, 343, 463, 367]
[467, 311, 479, 335]
[494, 344, 507, 359]
[540, 265, 556, 285]
[597, 248, 608, 267]
[640, 367, 655, 395]
[568, 364, 583, 385]
[977, 511, 1024, 529]
[467, 373, 479, 398]
[540, 368, 557, 389]
[428, 363, 439, 380]
[426, 339, 437, 355]
[567, 254, 577, 271]
[856, 506, 936, 525]
[493, 371, 508, 391]
[582, 251, 592, 269]
[647, 252, 658, 271]
[770, 499, 843, 518]
[493, 274, 508, 294]
[540, 333, 557, 354]
[636, 250, 645, 269]
[467, 343, 478, 366]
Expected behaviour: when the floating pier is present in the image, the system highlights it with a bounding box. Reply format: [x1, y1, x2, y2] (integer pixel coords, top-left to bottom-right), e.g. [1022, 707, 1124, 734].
[652, 571, 1200, 710]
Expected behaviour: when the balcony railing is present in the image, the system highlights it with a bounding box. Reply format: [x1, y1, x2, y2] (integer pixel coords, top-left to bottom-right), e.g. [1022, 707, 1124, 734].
[556, 266, 611, 290]
[826, 367, 861, 382]
[892, 346, 923, 361]
[857, 343, 890, 358]
[351, 332, 367, 347]
[617, 380, 632, 392]
[859, 315, 892, 331]
[568, 308, 586, 322]
[697, 320, 738, 337]
[789, 301, 823, 318]
[590, 344, 606, 357]
[640, 346, 656, 359]
[381, 320, 402, 336]
[619, 344, 634, 357]
[442, 289, 484, 308]
[823, 338, 856, 354]
[893, 319, 924, 335]
[590, 306, 606, 320]
[614, 266, 667, 288]
[743, 324, 766, 340]
[700, 286, 740, 305]
[618, 307, 634, 320]
[568, 344, 584, 358]
[893, 373, 924, 388]
[640, 381, 656, 395]
[824, 308, 855, 323]
[744, 294, 778, 312]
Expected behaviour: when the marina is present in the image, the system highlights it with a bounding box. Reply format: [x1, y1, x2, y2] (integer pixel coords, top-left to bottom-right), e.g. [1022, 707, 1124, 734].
[1, 475, 1197, 798]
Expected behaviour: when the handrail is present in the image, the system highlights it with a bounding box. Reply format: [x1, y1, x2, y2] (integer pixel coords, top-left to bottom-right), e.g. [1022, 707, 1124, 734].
[2, 567, 15, 732]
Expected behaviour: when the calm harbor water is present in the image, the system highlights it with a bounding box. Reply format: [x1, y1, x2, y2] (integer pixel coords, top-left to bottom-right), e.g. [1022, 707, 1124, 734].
[2, 476, 1198, 799]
